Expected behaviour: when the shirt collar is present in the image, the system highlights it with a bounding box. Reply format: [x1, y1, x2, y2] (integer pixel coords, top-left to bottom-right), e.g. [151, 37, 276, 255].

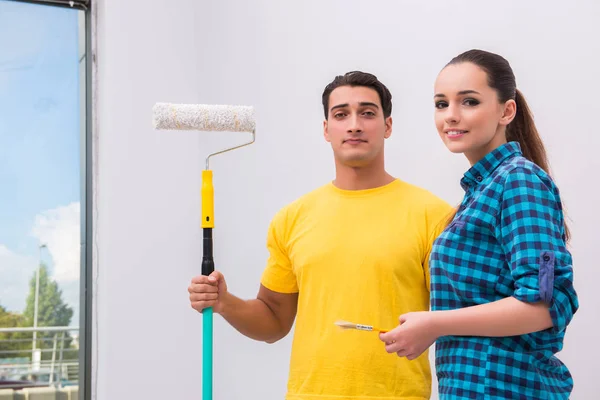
[460, 141, 522, 190]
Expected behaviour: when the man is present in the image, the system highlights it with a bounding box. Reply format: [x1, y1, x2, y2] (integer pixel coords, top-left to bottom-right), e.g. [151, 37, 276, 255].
[188, 71, 452, 399]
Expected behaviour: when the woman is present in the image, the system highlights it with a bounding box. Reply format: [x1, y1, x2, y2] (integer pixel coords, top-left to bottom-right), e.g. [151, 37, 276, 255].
[380, 49, 578, 399]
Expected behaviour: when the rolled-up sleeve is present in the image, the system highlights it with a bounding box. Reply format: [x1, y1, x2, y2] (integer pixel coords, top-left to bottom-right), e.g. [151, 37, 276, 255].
[495, 167, 578, 333]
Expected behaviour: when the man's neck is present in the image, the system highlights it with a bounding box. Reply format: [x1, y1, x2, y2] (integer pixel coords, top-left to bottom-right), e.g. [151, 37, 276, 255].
[332, 161, 395, 191]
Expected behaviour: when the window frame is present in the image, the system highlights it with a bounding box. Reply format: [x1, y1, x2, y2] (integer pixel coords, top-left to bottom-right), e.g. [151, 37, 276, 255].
[6, 2, 95, 399]
[6, 0, 89, 11]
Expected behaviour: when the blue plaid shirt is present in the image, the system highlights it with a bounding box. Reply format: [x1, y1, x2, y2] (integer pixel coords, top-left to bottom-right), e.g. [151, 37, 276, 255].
[429, 142, 578, 399]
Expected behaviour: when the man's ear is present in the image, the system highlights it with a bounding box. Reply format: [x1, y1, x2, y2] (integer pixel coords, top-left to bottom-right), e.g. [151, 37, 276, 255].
[323, 119, 331, 142]
[384, 116, 393, 139]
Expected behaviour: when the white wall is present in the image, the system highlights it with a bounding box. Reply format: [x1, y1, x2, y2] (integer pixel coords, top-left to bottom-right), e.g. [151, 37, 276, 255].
[94, 1, 600, 399]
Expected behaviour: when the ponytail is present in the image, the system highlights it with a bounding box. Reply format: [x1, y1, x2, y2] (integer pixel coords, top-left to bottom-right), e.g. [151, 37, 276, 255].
[506, 90, 550, 175]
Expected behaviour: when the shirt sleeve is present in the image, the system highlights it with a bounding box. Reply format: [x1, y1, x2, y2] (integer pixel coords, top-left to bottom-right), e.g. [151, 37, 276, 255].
[495, 167, 578, 333]
[260, 208, 299, 294]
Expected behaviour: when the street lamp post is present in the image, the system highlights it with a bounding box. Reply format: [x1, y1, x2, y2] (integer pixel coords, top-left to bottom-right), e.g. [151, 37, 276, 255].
[32, 243, 47, 360]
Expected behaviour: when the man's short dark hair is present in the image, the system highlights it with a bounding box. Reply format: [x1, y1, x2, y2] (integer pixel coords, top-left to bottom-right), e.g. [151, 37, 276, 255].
[322, 71, 392, 119]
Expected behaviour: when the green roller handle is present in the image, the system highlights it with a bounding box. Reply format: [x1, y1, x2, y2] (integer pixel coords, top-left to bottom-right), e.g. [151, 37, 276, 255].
[202, 307, 213, 399]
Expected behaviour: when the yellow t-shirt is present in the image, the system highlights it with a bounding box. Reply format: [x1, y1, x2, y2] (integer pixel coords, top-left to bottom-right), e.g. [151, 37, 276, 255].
[261, 179, 453, 400]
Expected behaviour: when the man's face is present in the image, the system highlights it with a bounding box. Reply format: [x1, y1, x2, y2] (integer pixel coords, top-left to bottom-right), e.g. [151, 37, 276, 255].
[323, 85, 392, 168]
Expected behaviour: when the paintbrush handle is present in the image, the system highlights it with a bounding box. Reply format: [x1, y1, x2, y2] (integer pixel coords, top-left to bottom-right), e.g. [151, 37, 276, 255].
[355, 324, 388, 333]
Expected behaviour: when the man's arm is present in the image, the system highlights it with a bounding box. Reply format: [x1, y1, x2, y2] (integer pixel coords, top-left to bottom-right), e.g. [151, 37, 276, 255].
[189, 272, 298, 344]
[219, 284, 298, 343]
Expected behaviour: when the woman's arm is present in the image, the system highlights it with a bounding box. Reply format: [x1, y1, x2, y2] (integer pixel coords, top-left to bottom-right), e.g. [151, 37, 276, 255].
[432, 296, 552, 337]
[378, 297, 551, 360]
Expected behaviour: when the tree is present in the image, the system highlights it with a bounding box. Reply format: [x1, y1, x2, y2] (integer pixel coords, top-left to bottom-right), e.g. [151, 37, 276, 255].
[0, 304, 29, 358]
[22, 264, 74, 360]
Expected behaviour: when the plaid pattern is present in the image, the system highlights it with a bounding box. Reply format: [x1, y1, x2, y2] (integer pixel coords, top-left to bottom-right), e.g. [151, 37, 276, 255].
[430, 142, 578, 399]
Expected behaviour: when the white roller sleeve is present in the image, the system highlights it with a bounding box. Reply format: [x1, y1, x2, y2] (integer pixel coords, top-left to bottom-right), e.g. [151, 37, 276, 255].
[152, 103, 255, 133]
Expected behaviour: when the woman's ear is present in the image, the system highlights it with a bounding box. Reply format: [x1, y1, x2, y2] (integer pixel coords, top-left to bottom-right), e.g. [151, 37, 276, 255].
[499, 99, 517, 126]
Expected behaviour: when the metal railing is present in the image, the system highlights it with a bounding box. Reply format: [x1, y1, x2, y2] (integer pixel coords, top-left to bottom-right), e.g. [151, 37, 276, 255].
[0, 326, 79, 390]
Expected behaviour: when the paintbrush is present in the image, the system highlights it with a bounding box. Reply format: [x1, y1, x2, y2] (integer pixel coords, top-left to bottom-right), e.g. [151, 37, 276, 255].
[334, 320, 389, 333]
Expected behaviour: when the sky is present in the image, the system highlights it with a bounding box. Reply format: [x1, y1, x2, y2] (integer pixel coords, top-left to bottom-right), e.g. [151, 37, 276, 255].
[0, 1, 82, 325]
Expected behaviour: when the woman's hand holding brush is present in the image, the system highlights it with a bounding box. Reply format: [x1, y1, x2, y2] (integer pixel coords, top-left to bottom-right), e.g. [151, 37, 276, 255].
[378, 312, 440, 360]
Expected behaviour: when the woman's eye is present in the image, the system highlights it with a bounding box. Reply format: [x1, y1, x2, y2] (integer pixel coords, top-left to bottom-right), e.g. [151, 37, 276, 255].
[435, 101, 448, 109]
[464, 98, 480, 106]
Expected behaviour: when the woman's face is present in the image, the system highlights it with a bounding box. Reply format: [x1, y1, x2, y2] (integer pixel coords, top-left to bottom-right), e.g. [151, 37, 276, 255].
[433, 62, 515, 165]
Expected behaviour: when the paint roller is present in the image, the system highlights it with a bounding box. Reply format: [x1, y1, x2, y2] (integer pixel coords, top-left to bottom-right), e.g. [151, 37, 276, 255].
[153, 102, 256, 400]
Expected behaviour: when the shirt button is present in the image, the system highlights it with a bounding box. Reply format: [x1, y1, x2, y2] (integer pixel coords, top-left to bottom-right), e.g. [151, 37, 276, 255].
[476, 175, 483, 182]
[543, 254, 551, 262]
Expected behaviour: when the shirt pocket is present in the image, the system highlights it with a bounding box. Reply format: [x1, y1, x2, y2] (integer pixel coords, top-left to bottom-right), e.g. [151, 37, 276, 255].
[438, 216, 502, 300]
